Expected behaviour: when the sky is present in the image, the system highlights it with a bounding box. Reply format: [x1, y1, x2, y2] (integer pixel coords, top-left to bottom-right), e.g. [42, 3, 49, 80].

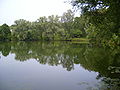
[0, 0, 74, 25]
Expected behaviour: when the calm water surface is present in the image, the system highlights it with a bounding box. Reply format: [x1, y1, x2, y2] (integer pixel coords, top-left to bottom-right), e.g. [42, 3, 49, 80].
[0, 41, 120, 90]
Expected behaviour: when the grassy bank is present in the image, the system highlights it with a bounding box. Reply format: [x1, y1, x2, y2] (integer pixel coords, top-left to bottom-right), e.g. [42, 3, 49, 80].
[71, 38, 89, 43]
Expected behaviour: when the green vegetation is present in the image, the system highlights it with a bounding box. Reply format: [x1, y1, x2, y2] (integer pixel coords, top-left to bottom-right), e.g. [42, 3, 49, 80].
[0, 0, 120, 47]
[71, 0, 120, 47]
[0, 10, 86, 42]
[0, 24, 11, 41]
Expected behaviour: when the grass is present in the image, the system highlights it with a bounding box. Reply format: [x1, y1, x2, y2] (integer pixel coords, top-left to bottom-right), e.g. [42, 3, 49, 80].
[71, 38, 89, 44]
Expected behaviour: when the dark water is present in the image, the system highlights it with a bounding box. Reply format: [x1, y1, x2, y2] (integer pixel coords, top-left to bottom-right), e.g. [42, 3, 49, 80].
[0, 41, 120, 90]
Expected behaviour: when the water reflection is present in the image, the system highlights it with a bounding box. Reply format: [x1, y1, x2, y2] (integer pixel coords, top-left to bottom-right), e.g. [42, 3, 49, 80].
[0, 41, 120, 89]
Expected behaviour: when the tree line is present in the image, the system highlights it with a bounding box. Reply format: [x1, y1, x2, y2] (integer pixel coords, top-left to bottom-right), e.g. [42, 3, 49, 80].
[0, 0, 120, 47]
[0, 10, 87, 41]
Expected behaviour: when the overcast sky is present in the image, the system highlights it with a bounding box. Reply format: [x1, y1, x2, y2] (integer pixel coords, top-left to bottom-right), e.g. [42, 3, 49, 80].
[0, 0, 73, 25]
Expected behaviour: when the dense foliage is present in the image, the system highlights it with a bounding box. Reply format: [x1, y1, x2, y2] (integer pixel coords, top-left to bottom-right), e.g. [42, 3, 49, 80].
[0, 24, 11, 41]
[71, 0, 120, 47]
[0, 10, 87, 41]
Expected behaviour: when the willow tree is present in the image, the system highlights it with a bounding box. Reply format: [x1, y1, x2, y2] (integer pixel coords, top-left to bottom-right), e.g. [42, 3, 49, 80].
[61, 10, 74, 39]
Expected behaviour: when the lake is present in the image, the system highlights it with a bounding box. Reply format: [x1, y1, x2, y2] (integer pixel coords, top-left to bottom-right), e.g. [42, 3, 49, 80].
[0, 41, 120, 90]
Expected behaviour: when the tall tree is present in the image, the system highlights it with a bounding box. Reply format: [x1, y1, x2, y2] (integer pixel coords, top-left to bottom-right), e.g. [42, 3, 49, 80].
[11, 19, 34, 41]
[61, 10, 74, 39]
[0, 24, 11, 41]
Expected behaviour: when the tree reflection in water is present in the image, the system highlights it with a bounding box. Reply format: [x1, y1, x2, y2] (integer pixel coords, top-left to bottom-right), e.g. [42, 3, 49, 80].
[0, 41, 120, 89]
